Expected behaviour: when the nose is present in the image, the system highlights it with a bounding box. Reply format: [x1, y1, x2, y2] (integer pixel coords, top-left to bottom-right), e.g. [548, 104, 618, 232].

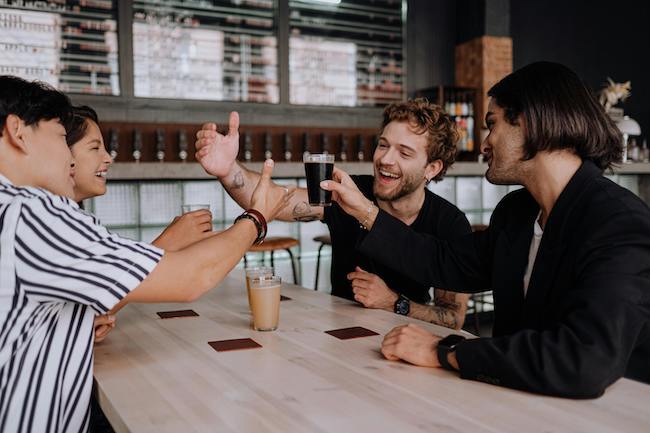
[103, 147, 113, 164]
[377, 146, 397, 166]
[479, 135, 490, 155]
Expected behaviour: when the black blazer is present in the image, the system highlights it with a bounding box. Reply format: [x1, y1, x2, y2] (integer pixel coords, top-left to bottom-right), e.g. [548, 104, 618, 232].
[359, 161, 650, 398]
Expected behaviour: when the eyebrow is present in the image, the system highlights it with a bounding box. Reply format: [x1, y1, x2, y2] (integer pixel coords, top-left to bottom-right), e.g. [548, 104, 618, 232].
[379, 136, 416, 153]
[84, 139, 102, 146]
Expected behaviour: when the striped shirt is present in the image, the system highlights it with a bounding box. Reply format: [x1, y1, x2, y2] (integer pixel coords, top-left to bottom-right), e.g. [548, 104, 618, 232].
[0, 175, 163, 433]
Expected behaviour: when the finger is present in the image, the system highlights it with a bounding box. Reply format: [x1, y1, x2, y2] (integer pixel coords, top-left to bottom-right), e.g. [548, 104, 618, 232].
[347, 271, 372, 282]
[355, 266, 368, 273]
[320, 179, 344, 194]
[353, 293, 368, 305]
[260, 159, 274, 181]
[331, 166, 353, 184]
[380, 342, 401, 361]
[201, 122, 217, 132]
[227, 112, 240, 137]
[199, 221, 213, 232]
[94, 315, 115, 326]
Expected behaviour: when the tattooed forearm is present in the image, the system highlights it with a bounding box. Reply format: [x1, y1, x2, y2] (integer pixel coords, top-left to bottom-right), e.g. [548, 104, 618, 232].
[292, 202, 320, 222]
[408, 290, 469, 330]
[231, 170, 245, 189]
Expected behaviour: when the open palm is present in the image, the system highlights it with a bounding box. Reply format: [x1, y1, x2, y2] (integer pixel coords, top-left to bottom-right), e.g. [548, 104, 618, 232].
[195, 111, 240, 178]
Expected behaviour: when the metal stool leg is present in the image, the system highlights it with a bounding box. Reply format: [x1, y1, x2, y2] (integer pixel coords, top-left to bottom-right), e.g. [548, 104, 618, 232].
[314, 243, 325, 291]
[285, 248, 298, 285]
[270, 251, 274, 268]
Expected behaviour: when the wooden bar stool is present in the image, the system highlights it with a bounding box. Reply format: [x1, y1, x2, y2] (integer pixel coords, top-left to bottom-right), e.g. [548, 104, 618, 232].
[313, 235, 331, 291]
[244, 237, 300, 284]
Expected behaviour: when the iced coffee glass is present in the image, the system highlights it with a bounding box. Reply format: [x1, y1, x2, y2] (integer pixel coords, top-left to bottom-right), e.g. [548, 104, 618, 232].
[245, 266, 274, 309]
[249, 276, 282, 331]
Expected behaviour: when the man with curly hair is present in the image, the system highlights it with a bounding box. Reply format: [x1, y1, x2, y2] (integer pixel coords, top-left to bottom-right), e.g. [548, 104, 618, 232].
[195, 99, 472, 329]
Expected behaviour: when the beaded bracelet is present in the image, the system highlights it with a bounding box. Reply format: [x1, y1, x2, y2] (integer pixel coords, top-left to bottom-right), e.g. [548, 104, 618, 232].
[234, 209, 267, 245]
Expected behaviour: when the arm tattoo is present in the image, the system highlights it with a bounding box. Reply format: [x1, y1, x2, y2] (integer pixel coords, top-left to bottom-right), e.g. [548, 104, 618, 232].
[231, 170, 245, 190]
[431, 306, 459, 329]
[292, 201, 320, 222]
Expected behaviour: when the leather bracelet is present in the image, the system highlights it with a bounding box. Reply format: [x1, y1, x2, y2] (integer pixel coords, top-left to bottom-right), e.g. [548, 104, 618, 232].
[245, 208, 267, 237]
[234, 211, 266, 245]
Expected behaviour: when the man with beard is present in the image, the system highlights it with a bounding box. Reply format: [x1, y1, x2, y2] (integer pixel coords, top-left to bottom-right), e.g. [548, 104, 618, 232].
[195, 99, 472, 330]
[320, 62, 650, 398]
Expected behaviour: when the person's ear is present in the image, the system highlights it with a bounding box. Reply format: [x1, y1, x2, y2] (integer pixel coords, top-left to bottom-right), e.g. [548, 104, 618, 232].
[2, 114, 29, 154]
[424, 159, 443, 183]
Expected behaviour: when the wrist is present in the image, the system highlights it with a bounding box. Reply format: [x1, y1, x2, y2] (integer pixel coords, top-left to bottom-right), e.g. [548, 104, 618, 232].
[357, 200, 378, 231]
[384, 291, 399, 311]
[234, 209, 267, 245]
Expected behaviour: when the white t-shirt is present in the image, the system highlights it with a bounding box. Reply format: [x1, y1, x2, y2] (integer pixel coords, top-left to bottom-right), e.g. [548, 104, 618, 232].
[0, 175, 163, 433]
[523, 212, 544, 297]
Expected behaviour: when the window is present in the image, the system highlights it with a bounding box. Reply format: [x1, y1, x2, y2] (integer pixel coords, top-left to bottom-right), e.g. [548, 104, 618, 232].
[132, 0, 279, 103]
[288, 0, 405, 107]
[0, 0, 120, 95]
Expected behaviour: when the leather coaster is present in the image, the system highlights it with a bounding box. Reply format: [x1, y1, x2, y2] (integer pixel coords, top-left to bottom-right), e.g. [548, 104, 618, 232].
[208, 338, 262, 352]
[325, 326, 379, 340]
[156, 309, 199, 319]
[280, 295, 292, 301]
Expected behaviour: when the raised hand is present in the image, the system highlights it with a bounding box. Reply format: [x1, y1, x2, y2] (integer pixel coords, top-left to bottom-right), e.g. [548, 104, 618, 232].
[348, 266, 398, 310]
[250, 159, 295, 222]
[195, 111, 240, 178]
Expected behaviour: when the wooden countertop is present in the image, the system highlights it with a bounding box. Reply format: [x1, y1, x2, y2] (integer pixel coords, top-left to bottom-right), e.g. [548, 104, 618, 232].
[94, 274, 650, 433]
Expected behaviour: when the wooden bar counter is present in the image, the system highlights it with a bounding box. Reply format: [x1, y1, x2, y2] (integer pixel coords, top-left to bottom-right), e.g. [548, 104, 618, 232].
[94, 274, 650, 433]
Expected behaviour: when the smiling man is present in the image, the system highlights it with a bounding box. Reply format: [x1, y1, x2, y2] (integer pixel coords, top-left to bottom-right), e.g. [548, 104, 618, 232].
[321, 62, 650, 398]
[195, 99, 472, 329]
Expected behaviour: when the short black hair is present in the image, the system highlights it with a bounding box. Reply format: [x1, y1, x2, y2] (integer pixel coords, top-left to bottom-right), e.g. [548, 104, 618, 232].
[0, 75, 72, 136]
[488, 62, 622, 170]
[67, 105, 100, 146]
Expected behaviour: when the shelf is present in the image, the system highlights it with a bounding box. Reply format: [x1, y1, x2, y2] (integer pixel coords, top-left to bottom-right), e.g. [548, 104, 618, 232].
[105, 161, 650, 181]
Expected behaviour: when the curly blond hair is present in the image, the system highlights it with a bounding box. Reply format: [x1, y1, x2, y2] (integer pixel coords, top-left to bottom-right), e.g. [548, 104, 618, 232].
[380, 98, 458, 182]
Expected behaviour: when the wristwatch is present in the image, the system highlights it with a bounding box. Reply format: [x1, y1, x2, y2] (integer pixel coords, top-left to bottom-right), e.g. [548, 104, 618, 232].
[437, 334, 466, 370]
[394, 294, 410, 315]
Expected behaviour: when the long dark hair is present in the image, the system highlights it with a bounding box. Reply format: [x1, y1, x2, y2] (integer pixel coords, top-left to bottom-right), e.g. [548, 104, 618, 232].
[66, 105, 99, 146]
[488, 61, 622, 170]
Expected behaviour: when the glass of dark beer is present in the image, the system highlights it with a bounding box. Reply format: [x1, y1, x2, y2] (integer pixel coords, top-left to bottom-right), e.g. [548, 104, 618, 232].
[304, 154, 335, 206]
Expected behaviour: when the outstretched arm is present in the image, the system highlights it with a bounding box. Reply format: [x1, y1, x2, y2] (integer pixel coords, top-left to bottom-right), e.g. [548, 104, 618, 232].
[195, 115, 323, 222]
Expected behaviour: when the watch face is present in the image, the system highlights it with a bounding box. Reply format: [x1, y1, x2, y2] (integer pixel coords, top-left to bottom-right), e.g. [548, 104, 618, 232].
[395, 297, 410, 315]
[440, 334, 465, 349]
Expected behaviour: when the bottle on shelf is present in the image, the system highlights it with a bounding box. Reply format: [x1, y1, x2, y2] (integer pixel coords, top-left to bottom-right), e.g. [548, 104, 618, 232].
[155, 129, 165, 162]
[264, 131, 273, 160]
[178, 130, 188, 161]
[108, 129, 119, 160]
[302, 132, 311, 160]
[243, 131, 253, 162]
[132, 129, 142, 162]
[283, 133, 292, 162]
[339, 134, 348, 161]
[321, 133, 330, 154]
[356, 134, 365, 161]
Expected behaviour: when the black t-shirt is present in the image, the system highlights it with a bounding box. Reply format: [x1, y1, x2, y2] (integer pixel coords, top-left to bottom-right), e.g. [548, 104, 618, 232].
[323, 175, 471, 303]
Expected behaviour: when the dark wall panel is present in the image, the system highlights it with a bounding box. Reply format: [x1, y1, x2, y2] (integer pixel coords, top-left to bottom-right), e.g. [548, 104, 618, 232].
[511, 0, 649, 143]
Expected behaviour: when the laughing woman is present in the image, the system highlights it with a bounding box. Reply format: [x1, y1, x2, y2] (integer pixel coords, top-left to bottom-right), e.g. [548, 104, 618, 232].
[66, 106, 215, 341]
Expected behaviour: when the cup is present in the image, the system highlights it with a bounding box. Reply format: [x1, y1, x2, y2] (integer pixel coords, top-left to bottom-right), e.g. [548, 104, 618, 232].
[304, 153, 335, 206]
[181, 204, 210, 213]
[245, 266, 274, 309]
[249, 276, 282, 331]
